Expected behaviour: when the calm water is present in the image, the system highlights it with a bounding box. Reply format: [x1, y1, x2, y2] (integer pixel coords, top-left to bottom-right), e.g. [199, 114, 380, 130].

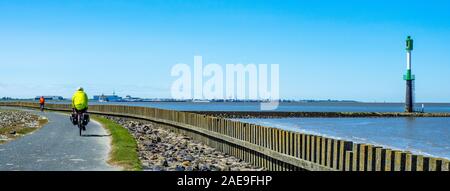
[237, 117, 450, 159]
[86, 102, 450, 113]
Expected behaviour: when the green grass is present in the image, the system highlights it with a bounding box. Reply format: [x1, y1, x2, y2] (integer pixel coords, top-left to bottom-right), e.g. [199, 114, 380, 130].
[0, 126, 44, 136]
[92, 116, 142, 171]
[0, 127, 13, 134]
[16, 127, 39, 135]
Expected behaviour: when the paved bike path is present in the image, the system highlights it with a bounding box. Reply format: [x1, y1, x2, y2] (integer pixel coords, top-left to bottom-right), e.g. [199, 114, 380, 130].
[0, 108, 118, 171]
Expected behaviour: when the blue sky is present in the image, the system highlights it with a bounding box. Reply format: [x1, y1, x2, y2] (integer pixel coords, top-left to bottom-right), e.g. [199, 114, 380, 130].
[0, 0, 450, 102]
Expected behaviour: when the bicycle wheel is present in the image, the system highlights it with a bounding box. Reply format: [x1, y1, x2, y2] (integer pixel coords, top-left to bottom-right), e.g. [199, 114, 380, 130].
[78, 114, 82, 136]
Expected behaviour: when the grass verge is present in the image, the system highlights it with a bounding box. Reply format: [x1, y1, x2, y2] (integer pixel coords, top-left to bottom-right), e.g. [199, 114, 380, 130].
[92, 115, 142, 171]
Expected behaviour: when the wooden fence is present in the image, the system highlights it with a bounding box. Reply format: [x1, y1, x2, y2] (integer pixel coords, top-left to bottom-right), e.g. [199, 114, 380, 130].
[1, 101, 449, 171]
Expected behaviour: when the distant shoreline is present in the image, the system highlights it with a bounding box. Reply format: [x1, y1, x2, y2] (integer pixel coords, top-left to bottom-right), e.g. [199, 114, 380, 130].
[191, 111, 450, 118]
[1, 99, 450, 105]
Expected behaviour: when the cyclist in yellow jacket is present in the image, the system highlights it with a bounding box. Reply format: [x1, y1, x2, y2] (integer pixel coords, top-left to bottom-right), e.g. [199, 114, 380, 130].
[71, 87, 90, 129]
[72, 87, 89, 112]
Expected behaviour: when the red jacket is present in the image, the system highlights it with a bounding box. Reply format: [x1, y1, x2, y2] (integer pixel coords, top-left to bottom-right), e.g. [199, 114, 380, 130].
[39, 97, 45, 104]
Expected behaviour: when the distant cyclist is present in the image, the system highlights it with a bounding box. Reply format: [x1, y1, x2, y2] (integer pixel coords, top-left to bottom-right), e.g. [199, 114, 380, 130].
[71, 87, 89, 129]
[39, 96, 45, 111]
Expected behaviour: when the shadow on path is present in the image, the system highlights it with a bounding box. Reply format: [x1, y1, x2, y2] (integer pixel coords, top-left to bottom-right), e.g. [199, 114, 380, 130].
[81, 134, 111, 137]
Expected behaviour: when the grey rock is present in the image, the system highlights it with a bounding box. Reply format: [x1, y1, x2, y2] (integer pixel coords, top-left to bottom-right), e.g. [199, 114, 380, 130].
[175, 165, 185, 171]
[159, 159, 168, 167]
[221, 165, 231, 171]
[152, 165, 164, 171]
[197, 164, 209, 171]
[231, 167, 241, 171]
[184, 155, 194, 162]
[208, 164, 220, 171]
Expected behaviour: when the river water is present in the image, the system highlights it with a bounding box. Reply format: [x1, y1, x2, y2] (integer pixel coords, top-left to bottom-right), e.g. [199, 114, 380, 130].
[86, 102, 450, 113]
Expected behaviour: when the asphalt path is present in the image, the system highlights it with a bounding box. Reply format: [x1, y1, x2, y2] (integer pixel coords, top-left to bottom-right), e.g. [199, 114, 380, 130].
[0, 107, 118, 171]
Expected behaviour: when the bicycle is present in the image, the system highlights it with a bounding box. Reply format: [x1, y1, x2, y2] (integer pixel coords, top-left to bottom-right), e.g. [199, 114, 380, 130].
[70, 110, 90, 136]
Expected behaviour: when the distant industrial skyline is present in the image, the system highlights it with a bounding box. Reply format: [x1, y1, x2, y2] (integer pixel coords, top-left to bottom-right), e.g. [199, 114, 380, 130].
[1, 0, 450, 102]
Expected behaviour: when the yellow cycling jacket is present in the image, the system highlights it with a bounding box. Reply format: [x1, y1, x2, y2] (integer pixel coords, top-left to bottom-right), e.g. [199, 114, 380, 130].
[72, 90, 88, 110]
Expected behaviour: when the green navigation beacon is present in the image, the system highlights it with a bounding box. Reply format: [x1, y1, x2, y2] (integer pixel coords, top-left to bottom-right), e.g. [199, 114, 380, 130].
[406, 36, 413, 51]
[404, 36, 415, 112]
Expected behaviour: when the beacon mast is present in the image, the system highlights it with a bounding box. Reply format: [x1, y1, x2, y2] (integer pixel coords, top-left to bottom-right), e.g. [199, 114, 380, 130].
[404, 36, 415, 112]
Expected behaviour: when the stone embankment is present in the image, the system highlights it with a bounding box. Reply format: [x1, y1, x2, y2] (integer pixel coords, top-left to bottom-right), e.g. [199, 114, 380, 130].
[0, 109, 47, 142]
[106, 116, 264, 171]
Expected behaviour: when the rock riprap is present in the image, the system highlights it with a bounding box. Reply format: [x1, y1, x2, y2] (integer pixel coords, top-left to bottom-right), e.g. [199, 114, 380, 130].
[0, 110, 47, 142]
[0, 110, 43, 129]
[106, 116, 265, 171]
